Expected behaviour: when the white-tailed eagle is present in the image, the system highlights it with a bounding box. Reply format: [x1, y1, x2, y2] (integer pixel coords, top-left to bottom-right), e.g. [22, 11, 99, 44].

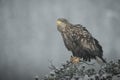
[56, 18, 106, 63]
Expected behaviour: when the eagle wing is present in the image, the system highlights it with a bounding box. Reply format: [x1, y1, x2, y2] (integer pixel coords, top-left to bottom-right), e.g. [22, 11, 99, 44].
[72, 24, 103, 58]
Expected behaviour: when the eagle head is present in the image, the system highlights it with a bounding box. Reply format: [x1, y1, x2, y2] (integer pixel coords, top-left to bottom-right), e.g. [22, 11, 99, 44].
[56, 18, 70, 32]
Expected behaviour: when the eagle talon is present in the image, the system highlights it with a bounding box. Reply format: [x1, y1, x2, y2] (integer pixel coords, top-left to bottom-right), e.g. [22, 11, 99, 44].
[70, 56, 80, 64]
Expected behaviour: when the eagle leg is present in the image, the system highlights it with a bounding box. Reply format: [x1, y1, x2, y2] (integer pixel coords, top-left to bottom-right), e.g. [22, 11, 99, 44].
[70, 56, 80, 64]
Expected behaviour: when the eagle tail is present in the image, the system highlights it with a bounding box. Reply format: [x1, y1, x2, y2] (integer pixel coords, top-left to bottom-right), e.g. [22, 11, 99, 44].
[96, 56, 106, 64]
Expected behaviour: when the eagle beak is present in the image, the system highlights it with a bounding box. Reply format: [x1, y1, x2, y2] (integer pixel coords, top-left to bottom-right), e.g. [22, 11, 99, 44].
[56, 20, 62, 26]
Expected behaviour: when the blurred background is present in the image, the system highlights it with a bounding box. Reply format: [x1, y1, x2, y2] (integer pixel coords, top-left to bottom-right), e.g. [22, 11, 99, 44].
[0, 0, 120, 80]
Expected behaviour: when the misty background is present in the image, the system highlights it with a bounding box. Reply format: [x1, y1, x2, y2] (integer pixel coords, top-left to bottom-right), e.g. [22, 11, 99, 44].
[0, 0, 120, 80]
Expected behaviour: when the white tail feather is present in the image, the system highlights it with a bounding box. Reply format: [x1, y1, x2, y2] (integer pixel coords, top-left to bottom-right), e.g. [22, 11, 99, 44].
[96, 56, 105, 65]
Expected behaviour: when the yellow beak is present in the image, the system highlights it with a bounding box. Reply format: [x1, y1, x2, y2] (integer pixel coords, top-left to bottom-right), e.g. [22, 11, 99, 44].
[56, 20, 62, 26]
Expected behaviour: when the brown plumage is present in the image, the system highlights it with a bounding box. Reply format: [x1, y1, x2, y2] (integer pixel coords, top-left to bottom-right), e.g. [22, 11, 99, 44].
[56, 18, 106, 63]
